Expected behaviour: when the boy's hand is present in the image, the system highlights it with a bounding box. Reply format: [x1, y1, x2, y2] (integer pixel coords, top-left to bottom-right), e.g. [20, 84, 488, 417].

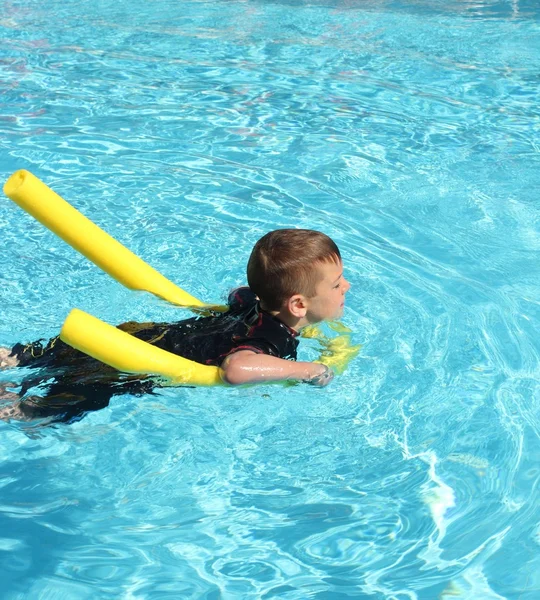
[304, 364, 334, 387]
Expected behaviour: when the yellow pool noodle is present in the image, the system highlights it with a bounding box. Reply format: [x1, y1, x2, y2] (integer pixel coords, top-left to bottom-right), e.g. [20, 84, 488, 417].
[61, 308, 223, 386]
[3, 169, 359, 383]
[302, 324, 361, 375]
[3, 169, 206, 308]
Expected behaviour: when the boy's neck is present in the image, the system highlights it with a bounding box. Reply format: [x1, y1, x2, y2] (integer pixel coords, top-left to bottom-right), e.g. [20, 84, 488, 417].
[262, 306, 309, 333]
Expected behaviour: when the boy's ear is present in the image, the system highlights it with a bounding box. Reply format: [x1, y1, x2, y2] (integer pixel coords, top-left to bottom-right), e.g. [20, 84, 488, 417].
[287, 294, 308, 318]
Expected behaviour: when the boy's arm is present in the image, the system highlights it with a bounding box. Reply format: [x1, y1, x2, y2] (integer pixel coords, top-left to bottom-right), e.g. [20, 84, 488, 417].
[221, 350, 333, 387]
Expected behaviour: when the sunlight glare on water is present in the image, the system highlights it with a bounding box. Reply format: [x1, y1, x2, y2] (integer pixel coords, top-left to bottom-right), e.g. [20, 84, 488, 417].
[0, 0, 539, 598]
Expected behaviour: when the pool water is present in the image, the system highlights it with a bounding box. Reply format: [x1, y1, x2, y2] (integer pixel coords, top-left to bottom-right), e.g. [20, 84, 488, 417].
[1, 0, 539, 597]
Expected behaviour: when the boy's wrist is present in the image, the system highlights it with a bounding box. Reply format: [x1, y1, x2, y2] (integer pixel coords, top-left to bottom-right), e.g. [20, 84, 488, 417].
[303, 363, 334, 387]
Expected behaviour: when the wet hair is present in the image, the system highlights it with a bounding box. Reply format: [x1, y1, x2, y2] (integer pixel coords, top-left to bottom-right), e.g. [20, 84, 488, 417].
[247, 229, 341, 311]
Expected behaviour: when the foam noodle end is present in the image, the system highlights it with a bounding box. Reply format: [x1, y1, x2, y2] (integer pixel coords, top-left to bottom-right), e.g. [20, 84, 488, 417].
[3, 170, 29, 198]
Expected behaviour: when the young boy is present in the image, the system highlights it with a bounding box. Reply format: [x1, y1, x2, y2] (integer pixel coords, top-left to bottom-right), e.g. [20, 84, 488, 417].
[0, 229, 350, 423]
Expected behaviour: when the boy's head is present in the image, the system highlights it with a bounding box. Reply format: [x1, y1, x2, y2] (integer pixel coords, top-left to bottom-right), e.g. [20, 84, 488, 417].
[247, 229, 346, 320]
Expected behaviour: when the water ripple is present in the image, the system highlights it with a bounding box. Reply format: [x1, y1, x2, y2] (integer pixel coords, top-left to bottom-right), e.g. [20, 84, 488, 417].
[1, 0, 540, 598]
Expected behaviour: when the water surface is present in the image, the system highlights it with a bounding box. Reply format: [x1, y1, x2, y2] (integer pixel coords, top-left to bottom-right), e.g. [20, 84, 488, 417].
[1, 0, 539, 598]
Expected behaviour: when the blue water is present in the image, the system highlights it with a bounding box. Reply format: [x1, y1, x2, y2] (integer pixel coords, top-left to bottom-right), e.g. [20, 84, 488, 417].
[1, 0, 539, 597]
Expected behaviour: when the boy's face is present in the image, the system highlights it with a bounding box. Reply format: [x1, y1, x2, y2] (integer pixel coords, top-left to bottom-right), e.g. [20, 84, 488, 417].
[305, 260, 350, 324]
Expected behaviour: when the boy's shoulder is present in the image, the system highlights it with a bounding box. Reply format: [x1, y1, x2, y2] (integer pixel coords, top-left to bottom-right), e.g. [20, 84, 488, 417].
[227, 287, 258, 310]
[226, 287, 298, 361]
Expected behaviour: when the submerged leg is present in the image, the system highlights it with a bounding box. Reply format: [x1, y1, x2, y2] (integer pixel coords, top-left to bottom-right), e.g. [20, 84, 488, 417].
[0, 384, 31, 421]
[0, 401, 33, 422]
[0, 347, 19, 369]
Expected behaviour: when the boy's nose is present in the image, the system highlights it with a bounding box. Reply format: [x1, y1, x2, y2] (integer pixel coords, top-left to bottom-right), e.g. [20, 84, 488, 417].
[342, 278, 350, 293]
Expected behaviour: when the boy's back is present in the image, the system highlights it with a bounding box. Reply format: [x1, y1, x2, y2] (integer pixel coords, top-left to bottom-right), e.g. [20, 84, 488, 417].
[1, 287, 300, 423]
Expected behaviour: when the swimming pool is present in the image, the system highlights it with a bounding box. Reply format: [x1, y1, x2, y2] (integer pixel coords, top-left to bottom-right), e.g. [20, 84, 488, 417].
[1, 0, 539, 597]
